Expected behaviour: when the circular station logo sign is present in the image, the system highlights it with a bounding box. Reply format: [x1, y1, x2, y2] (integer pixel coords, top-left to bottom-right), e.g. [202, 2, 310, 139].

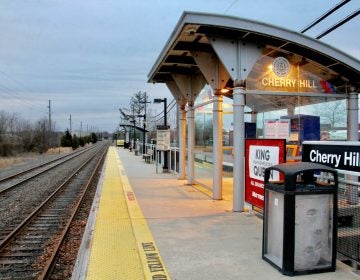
[272, 57, 290, 77]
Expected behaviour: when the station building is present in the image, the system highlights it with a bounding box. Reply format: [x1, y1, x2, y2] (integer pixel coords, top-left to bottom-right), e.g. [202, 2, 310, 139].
[148, 12, 360, 212]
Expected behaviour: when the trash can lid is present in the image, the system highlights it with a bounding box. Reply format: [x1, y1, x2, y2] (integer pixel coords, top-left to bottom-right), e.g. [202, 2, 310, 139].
[268, 162, 335, 176]
[264, 162, 337, 190]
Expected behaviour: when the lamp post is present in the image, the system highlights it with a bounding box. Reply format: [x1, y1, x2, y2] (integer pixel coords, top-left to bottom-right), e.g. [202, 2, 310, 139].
[139, 92, 151, 154]
[137, 114, 146, 153]
[154, 98, 168, 171]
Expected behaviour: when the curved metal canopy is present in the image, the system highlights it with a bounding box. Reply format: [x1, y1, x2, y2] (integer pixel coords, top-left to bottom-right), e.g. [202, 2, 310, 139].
[148, 12, 360, 97]
[119, 123, 148, 133]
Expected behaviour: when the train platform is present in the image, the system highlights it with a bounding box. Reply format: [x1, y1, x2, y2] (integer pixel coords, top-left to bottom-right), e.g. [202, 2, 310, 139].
[71, 146, 359, 280]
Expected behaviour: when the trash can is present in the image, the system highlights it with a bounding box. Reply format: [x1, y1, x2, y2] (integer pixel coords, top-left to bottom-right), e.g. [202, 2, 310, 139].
[262, 162, 338, 276]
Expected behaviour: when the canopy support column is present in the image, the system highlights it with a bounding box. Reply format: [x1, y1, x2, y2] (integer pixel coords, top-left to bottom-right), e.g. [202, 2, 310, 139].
[187, 104, 195, 185]
[347, 91, 359, 141]
[346, 91, 359, 205]
[233, 80, 246, 212]
[178, 104, 187, 179]
[213, 91, 223, 199]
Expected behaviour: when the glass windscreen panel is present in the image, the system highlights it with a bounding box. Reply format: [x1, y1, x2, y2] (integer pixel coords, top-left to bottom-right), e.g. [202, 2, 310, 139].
[246, 49, 348, 94]
[194, 100, 214, 190]
[264, 189, 284, 268]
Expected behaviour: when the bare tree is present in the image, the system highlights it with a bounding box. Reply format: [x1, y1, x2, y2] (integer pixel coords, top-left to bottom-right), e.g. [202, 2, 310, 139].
[130, 91, 146, 116]
[15, 118, 35, 152]
[34, 118, 49, 153]
[0, 111, 9, 142]
[119, 91, 147, 126]
[0, 109, 63, 155]
[311, 99, 346, 129]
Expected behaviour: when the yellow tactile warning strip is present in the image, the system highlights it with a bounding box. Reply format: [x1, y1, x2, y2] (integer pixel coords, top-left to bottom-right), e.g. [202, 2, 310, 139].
[86, 147, 170, 280]
[115, 149, 170, 280]
[86, 147, 144, 279]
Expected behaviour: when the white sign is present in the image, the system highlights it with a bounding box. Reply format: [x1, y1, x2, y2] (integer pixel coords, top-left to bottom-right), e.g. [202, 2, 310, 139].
[249, 145, 280, 181]
[156, 130, 170, 151]
[264, 119, 290, 140]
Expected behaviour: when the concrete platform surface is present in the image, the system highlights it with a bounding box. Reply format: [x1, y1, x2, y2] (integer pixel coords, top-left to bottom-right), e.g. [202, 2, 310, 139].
[74, 146, 359, 280]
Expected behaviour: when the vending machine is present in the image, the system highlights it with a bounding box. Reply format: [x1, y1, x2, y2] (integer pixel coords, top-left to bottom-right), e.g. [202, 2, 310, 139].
[281, 114, 320, 159]
[281, 114, 320, 143]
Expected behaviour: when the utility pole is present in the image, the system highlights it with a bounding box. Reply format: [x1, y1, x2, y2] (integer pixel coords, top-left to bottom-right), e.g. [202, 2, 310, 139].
[47, 100, 52, 147]
[132, 105, 135, 145]
[69, 114, 72, 134]
[139, 92, 151, 153]
[80, 121, 82, 138]
[48, 100, 51, 131]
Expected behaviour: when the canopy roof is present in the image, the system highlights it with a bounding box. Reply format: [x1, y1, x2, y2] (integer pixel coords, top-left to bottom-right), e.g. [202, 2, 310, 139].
[148, 12, 359, 112]
[119, 123, 148, 133]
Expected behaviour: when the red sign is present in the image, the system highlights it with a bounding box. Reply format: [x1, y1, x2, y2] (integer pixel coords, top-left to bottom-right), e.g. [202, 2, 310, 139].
[245, 139, 286, 209]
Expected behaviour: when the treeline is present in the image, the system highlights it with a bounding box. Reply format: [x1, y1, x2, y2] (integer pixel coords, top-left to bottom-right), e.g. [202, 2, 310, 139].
[0, 111, 59, 156]
[60, 130, 97, 150]
[0, 110, 101, 157]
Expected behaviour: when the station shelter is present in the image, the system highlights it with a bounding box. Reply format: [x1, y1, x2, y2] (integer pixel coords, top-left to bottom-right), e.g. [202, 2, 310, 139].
[119, 123, 148, 143]
[148, 12, 360, 212]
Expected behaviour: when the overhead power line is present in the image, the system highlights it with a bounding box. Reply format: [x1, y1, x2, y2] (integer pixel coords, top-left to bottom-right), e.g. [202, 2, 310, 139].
[151, 98, 175, 119]
[0, 69, 35, 95]
[316, 8, 360, 39]
[0, 69, 45, 110]
[155, 101, 177, 123]
[301, 0, 351, 33]
[0, 83, 42, 109]
[224, 0, 239, 14]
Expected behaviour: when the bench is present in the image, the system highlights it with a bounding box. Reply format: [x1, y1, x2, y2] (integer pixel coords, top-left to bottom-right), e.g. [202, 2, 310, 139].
[143, 149, 154, 163]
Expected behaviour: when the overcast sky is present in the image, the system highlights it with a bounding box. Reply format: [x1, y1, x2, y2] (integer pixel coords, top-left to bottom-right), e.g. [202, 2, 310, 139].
[0, 0, 359, 132]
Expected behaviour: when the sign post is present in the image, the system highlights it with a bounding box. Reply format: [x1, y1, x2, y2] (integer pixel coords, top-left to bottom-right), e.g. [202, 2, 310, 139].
[156, 129, 170, 151]
[156, 125, 170, 172]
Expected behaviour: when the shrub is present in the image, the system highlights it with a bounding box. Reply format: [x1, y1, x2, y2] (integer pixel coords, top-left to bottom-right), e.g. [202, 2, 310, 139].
[61, 130, 73, 147]
[72, 134, 79, 150]
[79, 137, 85, 147]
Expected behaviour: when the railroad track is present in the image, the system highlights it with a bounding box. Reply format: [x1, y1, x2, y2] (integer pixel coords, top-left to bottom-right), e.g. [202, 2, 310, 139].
[0, 142, 109, 279]
[0, 145, 97, 194]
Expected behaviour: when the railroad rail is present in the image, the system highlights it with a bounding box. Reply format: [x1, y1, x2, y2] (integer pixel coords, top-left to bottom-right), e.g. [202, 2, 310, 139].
[0, 145, 97, 194]
[0, 142, 109, 279]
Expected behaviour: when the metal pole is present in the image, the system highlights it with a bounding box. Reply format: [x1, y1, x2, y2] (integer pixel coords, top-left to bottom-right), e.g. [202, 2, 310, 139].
[164, 98, 167, 126]
[48, 100, 51, 147]
[346, 91, 359, 205]
[163, 98, 168, 170]
[178, 105, 186, 179]
[213, 92, 223, 200]
[174, 147, 178, 174]
[169, 147, 172, 172]
[142, 92, 148, 154]
[132, 106, 135, 148]
[233, 81, 246, 212]
[187, 105, 195, 185]
[347, 92, 359, 141]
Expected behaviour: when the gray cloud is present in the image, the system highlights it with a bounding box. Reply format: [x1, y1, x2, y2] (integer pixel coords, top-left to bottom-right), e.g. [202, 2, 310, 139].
[0, 0, 358, 131]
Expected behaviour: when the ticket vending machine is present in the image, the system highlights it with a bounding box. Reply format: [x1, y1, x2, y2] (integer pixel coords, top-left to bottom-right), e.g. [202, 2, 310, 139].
[282, 115, 320, 159]
[285, 144, 299, 162]
[281, 114, 320, 143]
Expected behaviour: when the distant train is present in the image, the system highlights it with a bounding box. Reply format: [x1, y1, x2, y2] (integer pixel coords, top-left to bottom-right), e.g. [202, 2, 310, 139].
[116, 139, 125, 146]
